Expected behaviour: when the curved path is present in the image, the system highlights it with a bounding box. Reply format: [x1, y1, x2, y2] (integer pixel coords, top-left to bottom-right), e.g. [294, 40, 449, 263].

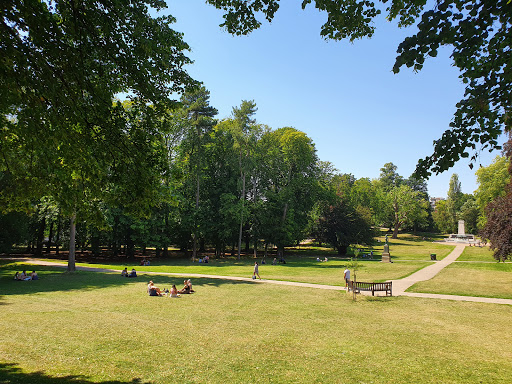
[6, 248, 512, 305]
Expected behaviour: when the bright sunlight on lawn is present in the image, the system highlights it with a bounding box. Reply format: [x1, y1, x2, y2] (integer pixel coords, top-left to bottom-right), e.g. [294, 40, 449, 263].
[1, 265, 512, 384]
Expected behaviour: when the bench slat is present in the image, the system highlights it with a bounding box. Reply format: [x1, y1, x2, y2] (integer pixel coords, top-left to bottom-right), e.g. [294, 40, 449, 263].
[348, 281, 392, 296]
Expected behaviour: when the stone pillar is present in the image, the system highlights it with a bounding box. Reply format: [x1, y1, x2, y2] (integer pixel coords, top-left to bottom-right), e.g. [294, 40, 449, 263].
[458, 220, 465, 235]
[381, 244, 391, 263]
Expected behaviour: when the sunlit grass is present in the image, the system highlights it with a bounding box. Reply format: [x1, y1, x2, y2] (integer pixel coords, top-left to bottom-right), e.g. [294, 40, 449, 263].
[457, 245, 496, 262]
[25, 234, 454, 286]
[408, 261, 512, 299]
[1, 268, 512, 384]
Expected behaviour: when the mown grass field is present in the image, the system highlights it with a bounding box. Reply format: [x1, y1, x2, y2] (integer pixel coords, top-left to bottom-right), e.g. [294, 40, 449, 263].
[2, 235, 511, 383]
[408, 245, 512, 299]
[36, 234, 455, 285]
[1, 264, 512, 384]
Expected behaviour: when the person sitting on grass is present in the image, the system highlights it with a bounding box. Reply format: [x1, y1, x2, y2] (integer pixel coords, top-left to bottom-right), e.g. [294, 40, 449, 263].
[187, 279, 195, 292]
[127, 268, 137, 278]
[169, 285, 181, 298]
[147, 281, 164, 296]
[20, 270, 31, 281]
[30, 271, 38, 280]
[121, 268, 128, 277]
[14, 272, 20, 280]
[178, 280, 191, 294]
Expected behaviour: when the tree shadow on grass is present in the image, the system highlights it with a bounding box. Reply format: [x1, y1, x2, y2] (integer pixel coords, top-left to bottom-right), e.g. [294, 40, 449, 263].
[0, 260, 264, 304]
[0, 362, 149, 384]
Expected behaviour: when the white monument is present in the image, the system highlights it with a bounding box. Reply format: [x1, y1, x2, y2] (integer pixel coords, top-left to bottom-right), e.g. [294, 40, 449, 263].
[446, 220, 475, 243]
[458, 220, 465, 235]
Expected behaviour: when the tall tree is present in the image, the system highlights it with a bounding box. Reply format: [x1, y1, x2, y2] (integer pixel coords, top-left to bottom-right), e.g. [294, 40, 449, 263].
[480, 133, 512, 261]
[378, 162, 403, 192]
[474, 156, 511, 227]
[432, 200, 452, 234]
[446, 174, 463, 232]
[318, 201, 374, 255]
[230, 100, 259, 259]
[258, 127, 320, 257]
[388, 184, 429, 238]
[178, 86, 218, 259]
[1, 0, 194, 270]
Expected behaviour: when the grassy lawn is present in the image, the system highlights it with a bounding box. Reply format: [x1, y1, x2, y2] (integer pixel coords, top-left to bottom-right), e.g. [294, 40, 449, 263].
[24, 234, 454, 286]
[376, 234, 455, 261]
[408, 261, 512, 299]
[457, 245, 496, 262]
[1, 265, 512, 384]
[37, 257, 428, 285]
[407, 245, 512, 299]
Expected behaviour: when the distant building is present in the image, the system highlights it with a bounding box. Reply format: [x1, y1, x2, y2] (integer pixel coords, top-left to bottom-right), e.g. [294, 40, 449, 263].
[430, 197, 445, 211]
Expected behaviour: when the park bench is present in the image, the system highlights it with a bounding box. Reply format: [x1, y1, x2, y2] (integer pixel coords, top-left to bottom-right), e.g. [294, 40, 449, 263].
[348, 281, 392, 296]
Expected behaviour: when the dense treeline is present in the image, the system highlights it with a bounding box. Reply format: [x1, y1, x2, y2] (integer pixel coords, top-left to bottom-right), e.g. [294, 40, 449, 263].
[2, 0, 510, 262]
[0, 87, 407, 258]
[2, 87, 510, 259]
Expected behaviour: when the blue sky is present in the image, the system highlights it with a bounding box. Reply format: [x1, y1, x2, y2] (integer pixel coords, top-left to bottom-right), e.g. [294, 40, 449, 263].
[165, 0, 504, 198]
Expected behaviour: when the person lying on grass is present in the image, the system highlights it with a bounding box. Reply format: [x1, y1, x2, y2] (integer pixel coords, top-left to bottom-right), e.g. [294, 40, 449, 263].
[147, 281, 165, 296]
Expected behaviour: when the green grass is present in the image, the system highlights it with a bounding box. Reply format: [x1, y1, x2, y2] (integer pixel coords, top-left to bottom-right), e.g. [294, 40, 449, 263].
[39, 257, 429, 285]
[375, 234, 455, 261]
[408, 261, 512, 299]
[406, 244, 512, 299]
[30, 234, 454, 286]
[457, 245, 496, 262]
[1, 265, 512, 384]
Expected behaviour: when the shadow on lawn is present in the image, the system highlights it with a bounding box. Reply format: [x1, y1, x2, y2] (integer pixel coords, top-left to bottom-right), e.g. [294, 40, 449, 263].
[0, 261, 265, 303]
[0, 362, 149, 384]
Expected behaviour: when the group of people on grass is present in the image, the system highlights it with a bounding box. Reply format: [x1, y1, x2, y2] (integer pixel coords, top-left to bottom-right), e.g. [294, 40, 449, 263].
[147, 279, 195, 297]
[139, 258, 150, 266]
[14, 270, 38, 281]
[121, 268, 137, 278]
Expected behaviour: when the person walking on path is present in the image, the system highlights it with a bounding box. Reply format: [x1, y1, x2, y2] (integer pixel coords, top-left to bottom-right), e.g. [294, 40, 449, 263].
[344, 268, 350, 288]
[253, 262, 261, 280]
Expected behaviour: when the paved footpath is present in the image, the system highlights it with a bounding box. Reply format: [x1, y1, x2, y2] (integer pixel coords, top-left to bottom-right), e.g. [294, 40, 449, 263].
[6, 249, 512, 305]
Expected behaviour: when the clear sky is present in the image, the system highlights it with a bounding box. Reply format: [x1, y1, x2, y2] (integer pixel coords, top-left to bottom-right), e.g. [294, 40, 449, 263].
[165, 0, 504, 198]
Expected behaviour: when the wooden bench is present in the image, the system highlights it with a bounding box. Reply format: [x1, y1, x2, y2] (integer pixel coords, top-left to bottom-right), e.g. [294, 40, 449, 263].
[348, 281, 392, 296]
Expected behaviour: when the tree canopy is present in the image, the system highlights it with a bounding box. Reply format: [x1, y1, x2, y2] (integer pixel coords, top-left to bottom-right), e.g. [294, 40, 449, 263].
[207, 0, 512, 177]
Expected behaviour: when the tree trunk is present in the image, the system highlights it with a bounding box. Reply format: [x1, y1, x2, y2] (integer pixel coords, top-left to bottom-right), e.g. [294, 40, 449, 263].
[337, 245, 348, 255]
[237, 172, 246, 260]
[112, 215, 119, 257]
[35, 217, 46, 257]
[91, 233, 100, 257]
[392, 222, 401, 239]
[126, 226, 135, 259]
[67, 213, 76, 272]
[47, 221, 54, 254]
[163, 213, 169, 257]
[192, 174, 200, 260]
[55, 216, 61, 255]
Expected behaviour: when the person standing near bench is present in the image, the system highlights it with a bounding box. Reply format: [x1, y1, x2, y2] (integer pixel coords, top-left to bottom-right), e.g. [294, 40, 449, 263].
[344, 268, 350, 288]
